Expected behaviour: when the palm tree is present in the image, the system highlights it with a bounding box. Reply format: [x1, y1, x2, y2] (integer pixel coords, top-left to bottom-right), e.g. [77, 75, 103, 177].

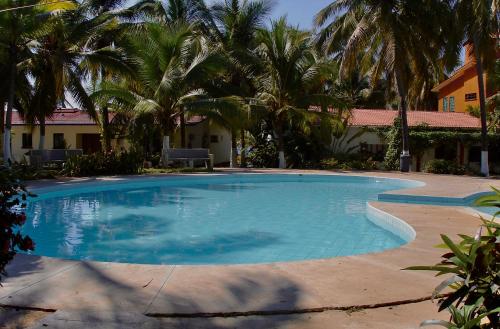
[79, 0, 136, 152]
[122, 0, 214, 26]
[94, 22, 229, 165]
[25, 5, 124, 151]
[315, 0, 447, 172]
[454, 0, 498, 176]
[210, 0, 273, 167]
[0, 0, 45, 164]
[254, 18, 345, 169]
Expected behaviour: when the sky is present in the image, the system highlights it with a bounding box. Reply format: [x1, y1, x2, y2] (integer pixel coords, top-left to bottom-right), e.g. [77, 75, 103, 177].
[123, 0, 334, 29]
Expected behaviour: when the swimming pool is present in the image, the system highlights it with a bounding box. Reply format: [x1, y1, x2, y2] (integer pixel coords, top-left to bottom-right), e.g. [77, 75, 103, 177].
[24, 174, 423, 265]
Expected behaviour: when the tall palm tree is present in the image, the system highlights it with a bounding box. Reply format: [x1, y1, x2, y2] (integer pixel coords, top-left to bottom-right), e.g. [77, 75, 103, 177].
[315, 0, 447, 172]
[455, 0, 498, 176]
[210, 0, 273, 167]
[121, 0, 217, 150]
[255, 18, 345, 169]
[0, 0, 45, 164]
[122, 0, 214, 26]
[25, 5, 125, 151]
[94, 22, 229, 165]
[79, 0, 135, 152]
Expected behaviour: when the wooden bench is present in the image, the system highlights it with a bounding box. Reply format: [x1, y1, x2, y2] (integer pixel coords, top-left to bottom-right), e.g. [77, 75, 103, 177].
[164, 148, 214, 170]
[28, 149, 83, 168]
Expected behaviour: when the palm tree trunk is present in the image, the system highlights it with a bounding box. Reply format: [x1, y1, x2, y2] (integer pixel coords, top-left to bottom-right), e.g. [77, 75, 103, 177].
[395, 72, 411, 172]
[472, 35, 489, 176]
[240, 129, 246, 168]
[160, 116, 171, 168]
[38, 117, 46, 151]
[277, 124, 286, 169]
[3, 50, 16, 165]
[101, 105, 111, 152]
[0, 102, 5, 158]
[230, 130, 237, 168]
[180, 108, 186, 148]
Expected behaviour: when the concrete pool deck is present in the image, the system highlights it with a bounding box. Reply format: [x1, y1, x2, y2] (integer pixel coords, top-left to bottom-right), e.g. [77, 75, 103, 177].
[1, 170, 498, 328]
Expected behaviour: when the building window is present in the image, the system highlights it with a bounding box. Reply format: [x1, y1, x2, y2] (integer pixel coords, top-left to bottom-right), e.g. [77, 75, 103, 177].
[53, 133, 65, 149]
[465, 93, 477, 101]
[449, 96, 455, 112]
[22, 133, 33, 149]
[443, 97, 448, 112]
[210, 135, 219, 143]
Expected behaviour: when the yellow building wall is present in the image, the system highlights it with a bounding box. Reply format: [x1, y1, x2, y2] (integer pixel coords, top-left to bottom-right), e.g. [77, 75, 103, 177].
[12, 124, 130, 162]
[437, 69, 486, 112]
[12, 124, 100, 162]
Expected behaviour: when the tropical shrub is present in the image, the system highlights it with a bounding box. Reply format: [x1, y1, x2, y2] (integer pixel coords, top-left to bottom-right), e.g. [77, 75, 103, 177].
[62, 150, 143, 177]
[0, 168, 35, 284]
[423, 159, 466, 175]
[406, 188, 500, 328]
[320, 153, 378, 171]
[383, 118, 402, 170]
[247, 137, 278, 168]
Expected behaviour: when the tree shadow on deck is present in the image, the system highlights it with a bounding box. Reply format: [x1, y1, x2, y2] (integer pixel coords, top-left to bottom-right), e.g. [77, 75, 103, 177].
[2, 259, 309, 328]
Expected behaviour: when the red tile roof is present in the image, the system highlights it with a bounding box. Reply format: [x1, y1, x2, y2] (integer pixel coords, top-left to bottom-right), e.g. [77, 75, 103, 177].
[12, 109, 102, 125]
[13, 109, 207, 126]
[349, 109, 481, 129]
[11, 108, 481, 129]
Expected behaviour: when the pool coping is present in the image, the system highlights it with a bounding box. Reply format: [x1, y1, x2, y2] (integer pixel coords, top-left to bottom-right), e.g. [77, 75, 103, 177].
[1, 170, 499, 317]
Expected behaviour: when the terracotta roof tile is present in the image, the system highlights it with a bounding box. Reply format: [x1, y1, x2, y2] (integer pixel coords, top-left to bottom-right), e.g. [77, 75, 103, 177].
[11, 108, 481, 130]
[12, 109, 102, 125]
[349, 109, 481, 129]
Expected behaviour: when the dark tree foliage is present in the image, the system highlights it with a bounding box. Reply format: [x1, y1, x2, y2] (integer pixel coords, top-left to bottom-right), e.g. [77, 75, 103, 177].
[0, 167, 34, 284]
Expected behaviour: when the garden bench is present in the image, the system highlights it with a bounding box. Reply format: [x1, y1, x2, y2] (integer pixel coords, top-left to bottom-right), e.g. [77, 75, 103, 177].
[165, 148, 214, 170]
[28, 149, 83, 168]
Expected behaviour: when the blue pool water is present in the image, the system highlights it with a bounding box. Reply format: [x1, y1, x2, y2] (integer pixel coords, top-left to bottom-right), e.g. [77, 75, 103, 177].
[24, 174, 422, 265]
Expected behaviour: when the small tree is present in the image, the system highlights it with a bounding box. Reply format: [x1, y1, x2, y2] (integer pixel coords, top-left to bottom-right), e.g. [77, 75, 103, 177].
[406, 187, 500, 328]
[0, 168, 34, 284]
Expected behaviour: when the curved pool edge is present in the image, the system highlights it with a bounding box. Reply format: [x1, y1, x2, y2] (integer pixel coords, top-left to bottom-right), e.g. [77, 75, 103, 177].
[366, 203, 416, 242]
[378, 190, 494, 206]
[3, 200, 485, 316]
[26, 171, 426, 195]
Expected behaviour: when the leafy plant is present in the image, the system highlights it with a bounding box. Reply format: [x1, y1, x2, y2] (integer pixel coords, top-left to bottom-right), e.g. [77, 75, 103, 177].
[247, 136, 278, 168]
[423, 159, 466, 175]
[0, 167, 35, 284]
[62, 150, 143, 177]
[406, 187, 500, 328]
[320, 153, 378, 170]
[383, 117, 402, 171]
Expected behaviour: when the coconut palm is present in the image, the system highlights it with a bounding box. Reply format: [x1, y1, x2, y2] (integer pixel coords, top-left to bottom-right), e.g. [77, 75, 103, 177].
[0, 0, 46, 164]
[454, 0, 498, 176]
[94, 22, 229, 164]
[315, 0, 448, 172]
[254, 18, 345, 169]
[25, 5, 128, 151]
[210, 0, 273, 167]
[79, 0, 136, 152]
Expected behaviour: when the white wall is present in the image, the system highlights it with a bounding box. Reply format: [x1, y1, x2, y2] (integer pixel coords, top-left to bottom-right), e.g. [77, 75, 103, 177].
[173, 120, 232, 164]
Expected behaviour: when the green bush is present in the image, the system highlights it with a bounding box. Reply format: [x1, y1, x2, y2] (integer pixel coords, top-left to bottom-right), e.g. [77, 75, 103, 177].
[0, 167, 35, 283]
[423, 159, 466, 175]
[406, 188, 500, 328]
[320, 153, 378, 170]
[62, 150, 143, 177]
[247, 140, 278, 168]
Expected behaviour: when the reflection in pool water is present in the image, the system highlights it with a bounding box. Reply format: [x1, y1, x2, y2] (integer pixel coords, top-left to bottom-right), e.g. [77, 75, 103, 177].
[24, 174, 422, 265]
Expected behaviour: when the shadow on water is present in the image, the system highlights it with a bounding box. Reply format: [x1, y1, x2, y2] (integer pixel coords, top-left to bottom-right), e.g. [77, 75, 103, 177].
[91, 230, 282, 265]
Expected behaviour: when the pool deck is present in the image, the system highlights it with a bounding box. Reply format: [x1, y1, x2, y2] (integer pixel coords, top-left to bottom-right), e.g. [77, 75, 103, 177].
[1, 170, 498, 328]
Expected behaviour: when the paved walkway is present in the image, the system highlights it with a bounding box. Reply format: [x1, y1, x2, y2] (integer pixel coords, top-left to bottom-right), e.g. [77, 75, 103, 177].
[0, 171, 498, 328]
